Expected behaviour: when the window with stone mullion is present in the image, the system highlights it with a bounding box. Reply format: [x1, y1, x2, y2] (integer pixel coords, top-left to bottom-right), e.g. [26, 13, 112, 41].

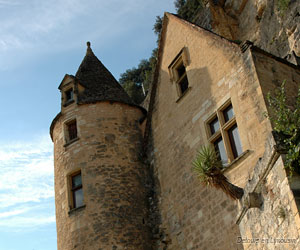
[207, 102, 242, 164]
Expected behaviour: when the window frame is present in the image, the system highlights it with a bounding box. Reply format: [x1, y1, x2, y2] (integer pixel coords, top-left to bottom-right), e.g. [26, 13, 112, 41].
[68, 170, 84, 210]
[64, 119, 79, 146]
[67, 120, 77, 141]
[63, 87, 75, 107]
[173, 60, 189, 96]
[205, 100, 242, 165]
[64, 88, 74, 102]
[168, 47, 190, 98]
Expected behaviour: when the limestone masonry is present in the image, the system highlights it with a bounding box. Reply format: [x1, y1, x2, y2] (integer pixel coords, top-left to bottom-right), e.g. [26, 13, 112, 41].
[50, 10, 300, 250]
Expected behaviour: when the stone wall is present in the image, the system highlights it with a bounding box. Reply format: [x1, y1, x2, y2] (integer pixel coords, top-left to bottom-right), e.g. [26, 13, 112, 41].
[250, 48, 300, 107]
[147, 13, 300, 249]
[236, 135, 300, 249]
[52, 101, 152, 250]
[148, 14, 284, 249]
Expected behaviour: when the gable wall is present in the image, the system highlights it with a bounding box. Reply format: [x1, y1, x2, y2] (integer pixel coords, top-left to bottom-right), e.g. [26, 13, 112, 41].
[150, 15, 276, 249]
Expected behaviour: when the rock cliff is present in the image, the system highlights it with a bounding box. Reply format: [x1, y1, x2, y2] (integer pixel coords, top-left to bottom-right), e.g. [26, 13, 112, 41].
[194, 0, 299, 64]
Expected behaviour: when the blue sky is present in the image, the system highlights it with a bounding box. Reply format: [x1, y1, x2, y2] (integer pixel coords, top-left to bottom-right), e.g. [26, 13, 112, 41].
[0, 1, 175, 249]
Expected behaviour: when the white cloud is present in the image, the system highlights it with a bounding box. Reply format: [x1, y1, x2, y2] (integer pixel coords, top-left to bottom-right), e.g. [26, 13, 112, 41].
[0, 207, 29, 219]
[0, 215, 55, 229]
[0, 134, 55, 230]
[0, 0, 173, 71]
[0, 135, 54, 207]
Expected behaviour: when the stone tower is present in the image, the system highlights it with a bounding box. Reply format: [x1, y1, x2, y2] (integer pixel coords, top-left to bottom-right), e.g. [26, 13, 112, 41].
[50, 43, 151, 250]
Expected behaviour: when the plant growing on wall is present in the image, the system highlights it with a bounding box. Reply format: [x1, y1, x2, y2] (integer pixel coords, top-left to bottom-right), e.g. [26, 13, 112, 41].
[192, 145, 244, 200]
[266, 82, 300, 175]
[277, 0, 290, 12]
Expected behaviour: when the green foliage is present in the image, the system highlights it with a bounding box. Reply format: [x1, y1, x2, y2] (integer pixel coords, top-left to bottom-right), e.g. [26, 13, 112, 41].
[174, 0, 186, 11]
[277, 207, 286, 219]
[175, 0, 203, 22]
[192, 145, 244, 199]
[119, 58, 157, 104]
[153, 16, 163, 36]
[277, 0, 290, 12]
[119, 59, 151, 86]
[120, 0, 203, 102]
[122, 81, 145, 104]
[266, 82, 300, 174]
[192, 145, 223, 185]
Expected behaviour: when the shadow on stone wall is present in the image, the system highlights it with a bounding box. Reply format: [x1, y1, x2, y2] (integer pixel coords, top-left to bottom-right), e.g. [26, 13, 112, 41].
[144, 65, 244, 249]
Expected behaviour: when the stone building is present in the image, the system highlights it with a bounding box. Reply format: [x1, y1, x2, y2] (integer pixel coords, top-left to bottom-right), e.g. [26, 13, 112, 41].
[50, 13, 300, 250]
[50, 43, 151, 249]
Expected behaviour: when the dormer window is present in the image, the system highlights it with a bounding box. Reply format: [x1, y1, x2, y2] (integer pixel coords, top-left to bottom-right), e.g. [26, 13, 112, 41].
[64, 88, 74, 104]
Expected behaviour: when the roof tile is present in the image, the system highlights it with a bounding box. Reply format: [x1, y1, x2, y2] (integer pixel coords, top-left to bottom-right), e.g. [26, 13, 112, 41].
[75, 42, 135, 106]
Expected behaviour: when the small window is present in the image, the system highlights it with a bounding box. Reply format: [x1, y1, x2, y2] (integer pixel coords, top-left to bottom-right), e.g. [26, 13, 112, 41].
[213, 137, 228, 164]
[65, 88, 74, 103]
[206, 101, 242, 165]
[176, 63, 186, 78]
[209, 116, 220, 135]
[168, 48, 190, 98]
[175, 61, 189, 95]
[227, 124, 242, 158]
[223, 104, 234, 123]
[179, 74, 189, 94]
[66, 120, 77, 142]
[70, 172, 83, 209]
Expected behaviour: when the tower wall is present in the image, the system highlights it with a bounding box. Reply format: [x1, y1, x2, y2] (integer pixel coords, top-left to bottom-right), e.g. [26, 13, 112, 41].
[52, 101, 151, 250]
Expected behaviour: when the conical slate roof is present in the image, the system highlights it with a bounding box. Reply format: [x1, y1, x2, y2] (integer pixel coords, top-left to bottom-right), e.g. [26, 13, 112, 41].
[75, 42, 135, 105]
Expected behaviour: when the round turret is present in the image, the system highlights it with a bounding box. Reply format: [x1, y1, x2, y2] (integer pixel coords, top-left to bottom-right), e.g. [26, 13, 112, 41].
[50, 44, 151, 249]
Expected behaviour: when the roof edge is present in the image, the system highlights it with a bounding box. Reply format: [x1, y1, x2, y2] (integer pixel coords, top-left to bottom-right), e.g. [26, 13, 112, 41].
[77, 100, 147, 115]
[143, 12, 170, 150]
[250, 46, 300, 70]
[49, 101, 147, 140]
[165, 12, 240, 48]
[50, 112, 62, 141]
[58, 74, 75, 90]
[143, 11, 299, 151]
[166, 12, 299, 70]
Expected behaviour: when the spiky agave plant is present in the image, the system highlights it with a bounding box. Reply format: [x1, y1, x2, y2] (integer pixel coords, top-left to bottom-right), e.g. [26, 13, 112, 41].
[192, 145, 244, 200]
